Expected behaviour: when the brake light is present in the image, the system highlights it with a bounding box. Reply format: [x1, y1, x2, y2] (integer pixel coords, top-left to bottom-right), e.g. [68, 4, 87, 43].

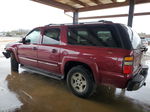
[123, 56, 134, 74]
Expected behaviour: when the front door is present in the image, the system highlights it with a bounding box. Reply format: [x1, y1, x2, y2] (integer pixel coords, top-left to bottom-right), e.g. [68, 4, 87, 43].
[18, 29, 41, 67]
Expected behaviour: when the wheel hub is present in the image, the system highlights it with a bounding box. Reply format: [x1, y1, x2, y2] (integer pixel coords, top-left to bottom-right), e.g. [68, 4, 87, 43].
[71, 72, 87, 93]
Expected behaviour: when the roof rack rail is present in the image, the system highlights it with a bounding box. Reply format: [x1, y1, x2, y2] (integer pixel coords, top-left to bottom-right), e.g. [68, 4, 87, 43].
[45, 20, 113, 26]
[79, 21, 99, 24]
[79, 20, 113, 24]
[98, 20, 113, 23]
[45, 24, 61, 26]
[45, 23, 74, 26]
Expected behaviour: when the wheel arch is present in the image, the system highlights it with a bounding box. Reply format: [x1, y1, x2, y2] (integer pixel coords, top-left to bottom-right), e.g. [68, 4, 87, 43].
[63, 60, 97, 83]
[7, 47, 19, 62]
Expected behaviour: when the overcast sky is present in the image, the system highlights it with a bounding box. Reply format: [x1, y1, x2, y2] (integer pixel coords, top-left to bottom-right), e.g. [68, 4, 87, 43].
[0, 0, 150, 33]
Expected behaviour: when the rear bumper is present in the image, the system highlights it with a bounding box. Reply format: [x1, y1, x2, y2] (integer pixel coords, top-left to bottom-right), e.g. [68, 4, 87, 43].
[127, 65, 148, 91]
[2, 51, 10, 58]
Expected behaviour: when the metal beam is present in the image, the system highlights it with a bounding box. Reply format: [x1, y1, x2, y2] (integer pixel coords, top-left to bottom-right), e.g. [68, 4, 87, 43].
[128, 0, 135, 27]
[111, 0, 117, 3]
[90, 0, 102, 5]
[79, 12, 150, 20]
[73, 12, 78, 24]
[71, 0, 89, 7]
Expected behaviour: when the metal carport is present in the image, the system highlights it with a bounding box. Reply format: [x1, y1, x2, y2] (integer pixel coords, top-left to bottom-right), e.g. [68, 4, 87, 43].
[32, 0, 150, 27]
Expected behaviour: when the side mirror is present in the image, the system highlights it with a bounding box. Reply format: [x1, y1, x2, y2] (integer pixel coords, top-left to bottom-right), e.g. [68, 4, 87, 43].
[22, 38, 30, 44]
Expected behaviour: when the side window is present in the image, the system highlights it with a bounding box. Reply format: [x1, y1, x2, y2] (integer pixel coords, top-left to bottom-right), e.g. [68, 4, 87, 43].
[25, 29, 41, 44]
[42, 28, 60, 45]
[67, 26, 118, 47]
[97, 30, 117, 47]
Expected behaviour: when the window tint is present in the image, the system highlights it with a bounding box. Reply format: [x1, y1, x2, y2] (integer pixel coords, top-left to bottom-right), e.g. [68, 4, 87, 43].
[67, 26, 118, 47]
[42, 29, 60, 45]
[25, 29, 40, 44]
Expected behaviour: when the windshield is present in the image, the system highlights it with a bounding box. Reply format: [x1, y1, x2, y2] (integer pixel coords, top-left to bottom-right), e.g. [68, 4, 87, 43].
[126, 26, 141, 49]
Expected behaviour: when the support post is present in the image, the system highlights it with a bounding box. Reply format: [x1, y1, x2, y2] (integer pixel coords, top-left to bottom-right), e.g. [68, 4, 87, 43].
[73, 11, 78, 24]
[127, 0, 135, 27]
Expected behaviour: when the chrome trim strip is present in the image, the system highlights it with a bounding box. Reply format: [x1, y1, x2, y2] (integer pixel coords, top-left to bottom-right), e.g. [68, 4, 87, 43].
[19, 57, 37, 62]
[38, 61, 57, 67]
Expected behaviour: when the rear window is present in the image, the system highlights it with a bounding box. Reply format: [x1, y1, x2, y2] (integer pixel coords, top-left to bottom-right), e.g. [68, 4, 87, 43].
[67, 25, 119, 48]
[125, 26, 141, 49]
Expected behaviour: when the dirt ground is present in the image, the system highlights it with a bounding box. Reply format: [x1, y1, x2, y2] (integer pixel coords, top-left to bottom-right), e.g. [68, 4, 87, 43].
[0, 37, 150, 112]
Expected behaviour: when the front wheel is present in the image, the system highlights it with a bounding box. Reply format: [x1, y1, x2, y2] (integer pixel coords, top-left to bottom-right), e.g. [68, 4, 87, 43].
[67, 65, 95, 98]
[10, 53, 19, 72]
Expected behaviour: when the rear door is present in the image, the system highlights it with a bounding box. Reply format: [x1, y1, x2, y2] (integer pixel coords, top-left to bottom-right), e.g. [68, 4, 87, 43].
[67, 25, 125, 84]
[18, 29, 41, 67]
[37, 27, 61, 74]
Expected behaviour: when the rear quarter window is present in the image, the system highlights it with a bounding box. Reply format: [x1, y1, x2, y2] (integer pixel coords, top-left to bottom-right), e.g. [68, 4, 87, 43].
[67, 25, 120, 48]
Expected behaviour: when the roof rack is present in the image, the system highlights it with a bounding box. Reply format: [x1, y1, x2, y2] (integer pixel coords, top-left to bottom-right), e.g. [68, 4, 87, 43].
[98, 20, 113, 23]
[78, 20, 113, 25]
[45, 24, 62, 26]
[45, 23, 74, 26]
[45, 20, 113, 26]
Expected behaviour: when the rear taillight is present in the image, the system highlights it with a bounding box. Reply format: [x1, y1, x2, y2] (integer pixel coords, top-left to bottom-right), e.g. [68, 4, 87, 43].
[123, 56, 134, 74]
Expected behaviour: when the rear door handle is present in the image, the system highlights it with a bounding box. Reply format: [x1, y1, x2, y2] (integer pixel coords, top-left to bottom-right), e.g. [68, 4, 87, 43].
[32, 47, 38, 50]
[52, 49, 57, 53]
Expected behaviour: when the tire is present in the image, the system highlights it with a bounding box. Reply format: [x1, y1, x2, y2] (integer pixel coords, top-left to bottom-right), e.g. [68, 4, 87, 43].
[10, 53, 19, 72]
[67, 65, 95, 98]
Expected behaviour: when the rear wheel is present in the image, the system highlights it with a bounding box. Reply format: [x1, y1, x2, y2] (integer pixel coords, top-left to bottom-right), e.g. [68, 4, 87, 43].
[67, 65, 95, 98]
[10, 53, 19, 72]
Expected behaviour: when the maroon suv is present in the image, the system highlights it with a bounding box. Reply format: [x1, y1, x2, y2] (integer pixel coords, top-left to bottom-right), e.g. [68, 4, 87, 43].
[3, 21, 148, 98]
